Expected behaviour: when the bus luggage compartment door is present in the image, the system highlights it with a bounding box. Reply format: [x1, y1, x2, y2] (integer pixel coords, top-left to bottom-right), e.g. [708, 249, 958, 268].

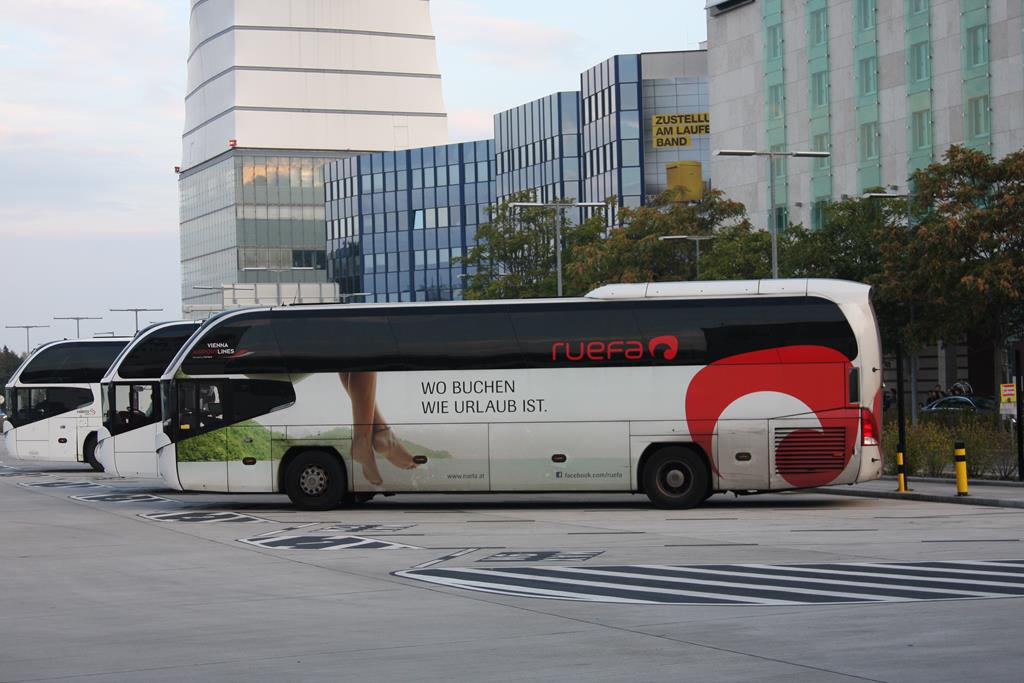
[714, 420, 769, 491]
[351, 423, 490, 493]
[226, 424, 272, 492]
[50, 417, 77, 461]
[488, 422, 630, 491]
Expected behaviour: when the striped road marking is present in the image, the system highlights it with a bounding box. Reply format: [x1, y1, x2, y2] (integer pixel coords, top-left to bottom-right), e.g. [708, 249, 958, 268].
[394, 559, 1024, 605]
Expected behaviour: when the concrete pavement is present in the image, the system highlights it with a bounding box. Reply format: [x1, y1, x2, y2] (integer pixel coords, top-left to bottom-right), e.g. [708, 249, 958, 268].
[2, 443, 1023, 682]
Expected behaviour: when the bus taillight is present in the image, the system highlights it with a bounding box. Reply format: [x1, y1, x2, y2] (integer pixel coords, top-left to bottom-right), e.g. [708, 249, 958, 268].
[861, 408, 879, 446]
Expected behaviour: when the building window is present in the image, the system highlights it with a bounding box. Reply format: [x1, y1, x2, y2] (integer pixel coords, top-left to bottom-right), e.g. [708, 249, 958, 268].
[967, 96, 990, 138]
[810, 8, 828, 47]
[766, 24, 783, 60]
[966, 24, 989, 67]
[857, 0, 876, 30]
[811, 200, 828, 230]
[858, 56, 877, 96]
[771, 144, 787, 178]
[910, 41, 930, 82]
[910, 0, 928, 14]
[911, 109, 932, 150]
[812, 133, 830, 169]
[811, 71, 828, 108]
[768, 84, 785, 119]
[859, 121, 879, 160]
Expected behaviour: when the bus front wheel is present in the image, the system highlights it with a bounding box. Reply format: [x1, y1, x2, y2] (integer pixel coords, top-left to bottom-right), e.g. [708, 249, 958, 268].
[83, 434, 103, 472]
[643, 447, 709, 509]
[284, 450, 347, 510]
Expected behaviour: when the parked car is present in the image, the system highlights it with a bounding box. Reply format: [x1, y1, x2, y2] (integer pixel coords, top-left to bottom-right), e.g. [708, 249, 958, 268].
[920, 395, 1009, 422]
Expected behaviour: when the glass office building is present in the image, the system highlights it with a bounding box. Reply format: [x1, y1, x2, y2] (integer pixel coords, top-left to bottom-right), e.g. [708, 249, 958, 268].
[495, 92, 582, 202]
[180, 0, 449, 315]
[180, 150, 345, 310]
[325, 50, 709, 301]
[325, 140, 496, 303]
[582, 51, 711, 223]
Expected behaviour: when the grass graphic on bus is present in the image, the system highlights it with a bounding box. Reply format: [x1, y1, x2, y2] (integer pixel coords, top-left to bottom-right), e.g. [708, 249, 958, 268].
[176, 421, 454, 462]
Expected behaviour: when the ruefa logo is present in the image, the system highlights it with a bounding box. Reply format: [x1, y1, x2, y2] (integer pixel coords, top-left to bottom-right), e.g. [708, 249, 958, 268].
[550, 336, 679, 362]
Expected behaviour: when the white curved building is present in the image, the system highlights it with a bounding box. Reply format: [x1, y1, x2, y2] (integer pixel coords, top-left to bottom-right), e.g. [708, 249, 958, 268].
[180, 0, 448, 316]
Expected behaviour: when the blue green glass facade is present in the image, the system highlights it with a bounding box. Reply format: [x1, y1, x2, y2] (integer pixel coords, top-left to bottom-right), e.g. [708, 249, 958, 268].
[495, 92, 582, 203]
[325, 141, 495, 303]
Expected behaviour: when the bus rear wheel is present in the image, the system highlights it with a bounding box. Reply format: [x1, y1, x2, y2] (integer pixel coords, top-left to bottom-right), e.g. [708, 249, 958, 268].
[284, 450, 347, 510]
[643, 447, 708, 509]
[83, 434, 103, 472]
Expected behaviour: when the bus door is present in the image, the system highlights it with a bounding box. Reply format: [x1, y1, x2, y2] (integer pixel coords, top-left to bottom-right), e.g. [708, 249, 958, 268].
[174, 380, 228, 491]
[488, 422, 631, 491]
[14, 389, 50, 457]
[111, 383, 159, 476]
[714, 420, 769, 490]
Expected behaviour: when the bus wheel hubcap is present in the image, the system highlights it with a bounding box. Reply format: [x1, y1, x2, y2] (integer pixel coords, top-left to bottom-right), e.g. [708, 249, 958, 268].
[665, 467, 686, 490]
[299, 465, 328, 496]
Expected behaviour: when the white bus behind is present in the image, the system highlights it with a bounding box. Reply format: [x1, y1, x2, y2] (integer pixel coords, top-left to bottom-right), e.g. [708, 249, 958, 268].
[4, 338, 130, 469]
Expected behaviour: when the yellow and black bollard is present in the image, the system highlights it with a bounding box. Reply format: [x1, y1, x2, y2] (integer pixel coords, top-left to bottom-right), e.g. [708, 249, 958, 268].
[954, 441, 969, 496]
[896, 451, 909, 492]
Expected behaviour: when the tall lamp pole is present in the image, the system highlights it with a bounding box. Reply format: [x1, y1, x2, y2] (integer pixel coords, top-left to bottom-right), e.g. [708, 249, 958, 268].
[509, 201, 608, 297]
[5, 325, 50, 354]
[53, 316, 102, 338]
[716, 149, 830, 278]
[110, 308, 163, 334]
[864, 187, 917, 477]
[659, 235, 715, 279]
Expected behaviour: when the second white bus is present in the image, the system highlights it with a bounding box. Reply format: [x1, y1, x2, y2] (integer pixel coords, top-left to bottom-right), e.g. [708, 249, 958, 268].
[96, 321, 201, 477]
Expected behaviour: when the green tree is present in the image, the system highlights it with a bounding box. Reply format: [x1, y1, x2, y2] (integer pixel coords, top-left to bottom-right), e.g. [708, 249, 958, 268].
[459, 193, 606, 299]
[891, 145, 1024, 393]
[570, 188, 751, 288]
[0, 345, 23, 388]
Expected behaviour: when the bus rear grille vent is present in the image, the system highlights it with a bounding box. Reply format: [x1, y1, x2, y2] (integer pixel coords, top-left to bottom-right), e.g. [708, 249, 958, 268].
[774, 427, 848, 474]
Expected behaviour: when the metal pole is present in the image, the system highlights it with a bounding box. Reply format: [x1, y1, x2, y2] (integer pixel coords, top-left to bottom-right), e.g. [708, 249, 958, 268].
[768, 154, 778, 278]
[555, 208, 564, 297]
[896, 343, 907, 469]
[1016, 347, 1023, 482]
[695, 239, 702, 279]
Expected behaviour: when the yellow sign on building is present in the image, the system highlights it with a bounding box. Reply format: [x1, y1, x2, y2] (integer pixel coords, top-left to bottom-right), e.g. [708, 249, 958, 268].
[652, 113, 710, 148]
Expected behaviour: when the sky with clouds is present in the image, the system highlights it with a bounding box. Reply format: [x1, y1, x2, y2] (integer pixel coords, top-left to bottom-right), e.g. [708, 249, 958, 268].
[0, 0, 706, 352]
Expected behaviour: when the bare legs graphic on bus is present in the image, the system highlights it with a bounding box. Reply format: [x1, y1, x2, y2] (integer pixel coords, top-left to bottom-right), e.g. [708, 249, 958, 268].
[339, 372, 417, 485]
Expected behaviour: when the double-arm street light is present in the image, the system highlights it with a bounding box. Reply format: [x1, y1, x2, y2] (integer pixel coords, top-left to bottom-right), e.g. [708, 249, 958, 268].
[716, 149, 831, 278]
[53, 316, 102, 338]
[339, 292, 370, 303]
[5, 325, 49, 354]
[509, 201, 609, 297]
[658, 235, 715, 279]
[110, 308, 164, 333]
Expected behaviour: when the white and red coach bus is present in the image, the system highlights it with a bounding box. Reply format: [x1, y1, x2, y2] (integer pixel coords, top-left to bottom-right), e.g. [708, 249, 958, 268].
[155, 279, 883, 509]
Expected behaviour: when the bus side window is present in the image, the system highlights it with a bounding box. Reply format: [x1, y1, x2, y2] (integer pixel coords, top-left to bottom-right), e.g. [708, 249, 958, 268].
[198, 382, 224, 430]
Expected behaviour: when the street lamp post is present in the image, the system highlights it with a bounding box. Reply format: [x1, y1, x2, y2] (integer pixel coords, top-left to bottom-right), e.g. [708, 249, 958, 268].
[53, 316, 103, 338]
[110, 308, 163, 333]
[5, 325, 50, 354]
[658, 235, 715, 279]
[864, 185, 921, 448]
[715, 149, 830, 278]
[509, 201, 608, 297]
